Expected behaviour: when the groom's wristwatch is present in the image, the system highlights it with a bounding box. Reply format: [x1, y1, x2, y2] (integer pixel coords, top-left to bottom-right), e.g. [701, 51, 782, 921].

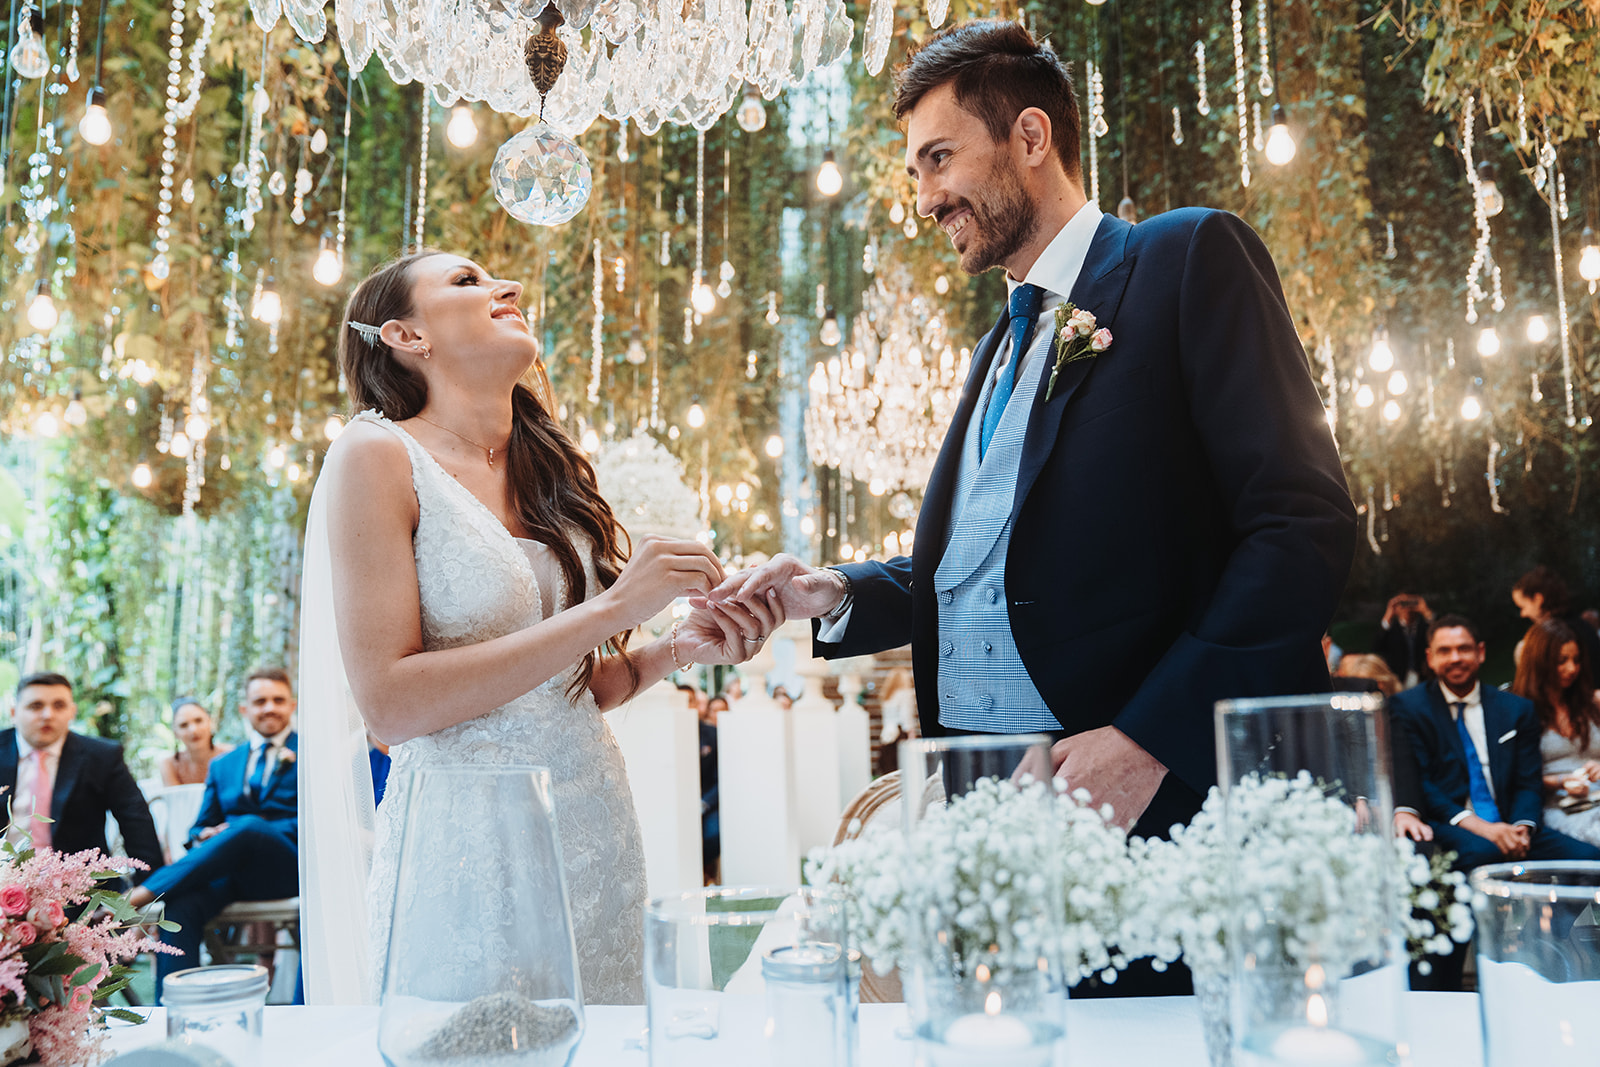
[823, 567, 854, 617]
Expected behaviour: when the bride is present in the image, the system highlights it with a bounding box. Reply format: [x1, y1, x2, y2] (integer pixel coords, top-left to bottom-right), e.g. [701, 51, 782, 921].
[297, 251, 783, 1006]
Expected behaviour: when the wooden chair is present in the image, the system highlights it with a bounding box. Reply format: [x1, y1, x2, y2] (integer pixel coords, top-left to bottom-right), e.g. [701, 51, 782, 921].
[832, 769, 945, 1004]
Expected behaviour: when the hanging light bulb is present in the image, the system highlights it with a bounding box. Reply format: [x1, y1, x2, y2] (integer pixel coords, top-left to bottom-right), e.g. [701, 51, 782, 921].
[446, 105, 479, 149]
[816, 149, 843, 197]
[79, 87, 112, 146]
[686, 400, 706, 429]
[63, 392, 87, 427]
[691, 278, 717, 315]
[1382, 399, 1401, 422]
[765, 434, 784, 458]
[251, 278, 283, 324]
[1526, 314, 1549, 343]
[1264, 104, 1296, 166]
[1477, 326, 1500, 357]
[1387, 370, 1408, 396]
[736, 85, 767, 133]
[131, 462, 154, 489]
[169, 430, 191, 456]
[185, 412, 209, 440]
[579, 427, 600, 453]
[9, 11, 48, 80]
[1368, 332, 1394, 372]
[1355, 383, 1375, 408]
[313, 241, 343, 286]
[26, 283, 58, 331]
[1580, 228, 1600, 292]
[1475, 160, 1504, 218]
[819, 307, 842, 347]
[323, 415, 344, 441]
[625, 329, 648, 365]
[267, 444, 287, 469]
[32, 411, 60, 438]
[1460, 395, 1482, 421]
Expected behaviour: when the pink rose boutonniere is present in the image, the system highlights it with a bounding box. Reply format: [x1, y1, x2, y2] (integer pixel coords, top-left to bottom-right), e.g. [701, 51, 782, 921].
[1045, 303, 1112, 401]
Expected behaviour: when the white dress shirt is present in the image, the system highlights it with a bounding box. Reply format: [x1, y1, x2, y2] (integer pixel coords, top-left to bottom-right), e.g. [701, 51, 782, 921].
[13, 734, 66, 845]
[818, 202, 1104, 641]
[243, 725, 293, 798]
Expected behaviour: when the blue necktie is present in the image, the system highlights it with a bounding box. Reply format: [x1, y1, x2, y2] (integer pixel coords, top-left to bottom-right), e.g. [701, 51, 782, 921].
[248, 743, 273, 800]
[979, 283, 1044, 460]
[1453, 702, 1501, 823]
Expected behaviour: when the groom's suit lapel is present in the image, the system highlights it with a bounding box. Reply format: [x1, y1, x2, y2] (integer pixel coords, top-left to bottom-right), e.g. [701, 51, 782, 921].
[1012, 214, 1134, 515]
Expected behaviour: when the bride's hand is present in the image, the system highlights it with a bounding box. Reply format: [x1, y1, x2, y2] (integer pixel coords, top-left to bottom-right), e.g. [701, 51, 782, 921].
[676, 589, 788, 665]
[603, 536, 726, 630]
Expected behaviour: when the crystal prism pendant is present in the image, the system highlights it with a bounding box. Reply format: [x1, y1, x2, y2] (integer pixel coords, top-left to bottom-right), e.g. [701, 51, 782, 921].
[491, 122, 592, 227]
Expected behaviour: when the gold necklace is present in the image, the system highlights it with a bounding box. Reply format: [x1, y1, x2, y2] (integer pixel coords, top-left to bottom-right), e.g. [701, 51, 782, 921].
[413, 414, 509, 469]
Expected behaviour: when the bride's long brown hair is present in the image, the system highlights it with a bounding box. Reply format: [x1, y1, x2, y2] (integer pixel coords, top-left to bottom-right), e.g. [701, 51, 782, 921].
[338, 250, 637, 699]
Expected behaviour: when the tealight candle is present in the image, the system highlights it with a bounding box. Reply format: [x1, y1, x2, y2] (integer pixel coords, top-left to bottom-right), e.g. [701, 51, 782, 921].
[930, 991, 1052, 1067]
[1268, 1024, 1369, 1065]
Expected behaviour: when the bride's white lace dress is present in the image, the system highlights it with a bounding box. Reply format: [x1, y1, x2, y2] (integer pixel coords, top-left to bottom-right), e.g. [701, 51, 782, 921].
[360, 412, 647, 1004]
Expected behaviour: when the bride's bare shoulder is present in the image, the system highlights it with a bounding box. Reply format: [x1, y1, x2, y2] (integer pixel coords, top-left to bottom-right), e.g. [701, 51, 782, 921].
[321, 419, 412, 491]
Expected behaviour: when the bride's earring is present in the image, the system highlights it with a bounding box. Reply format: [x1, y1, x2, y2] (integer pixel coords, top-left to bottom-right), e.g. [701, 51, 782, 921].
[415, 343, 431, 359]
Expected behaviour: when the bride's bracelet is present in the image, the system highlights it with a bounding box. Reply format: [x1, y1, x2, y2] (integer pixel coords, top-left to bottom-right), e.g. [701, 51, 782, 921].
[670, 620, 694, 672]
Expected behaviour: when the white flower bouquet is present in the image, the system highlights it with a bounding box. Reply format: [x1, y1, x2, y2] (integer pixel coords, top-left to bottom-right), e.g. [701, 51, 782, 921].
[805, 774, 1141, 985]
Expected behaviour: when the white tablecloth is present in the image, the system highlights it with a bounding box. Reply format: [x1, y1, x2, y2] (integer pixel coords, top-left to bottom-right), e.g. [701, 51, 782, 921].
[108, 994, 1483, 1066]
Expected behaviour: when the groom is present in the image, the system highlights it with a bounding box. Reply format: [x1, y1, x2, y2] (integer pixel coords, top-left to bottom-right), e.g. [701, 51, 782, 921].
[717, 22, 1353, 846]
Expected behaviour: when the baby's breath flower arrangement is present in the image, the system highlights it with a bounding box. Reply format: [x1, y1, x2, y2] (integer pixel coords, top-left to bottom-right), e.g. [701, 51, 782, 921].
[805, 775, 1141, 985]
[1398, 840, 1472, 973]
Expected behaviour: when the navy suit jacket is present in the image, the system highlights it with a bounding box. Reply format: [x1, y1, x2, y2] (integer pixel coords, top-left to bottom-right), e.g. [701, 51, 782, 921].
[0, 729, 164, 880]
[817, 209, 1356, 825]
[189, 732, 299, 846]
[1389, 684, 1544, 829]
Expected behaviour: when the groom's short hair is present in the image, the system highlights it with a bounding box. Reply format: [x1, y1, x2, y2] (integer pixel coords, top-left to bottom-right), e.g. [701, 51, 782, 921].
[892, 19, 1081, 183]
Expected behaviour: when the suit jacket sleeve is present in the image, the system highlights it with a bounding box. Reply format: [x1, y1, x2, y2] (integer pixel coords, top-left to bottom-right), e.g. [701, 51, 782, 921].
[101, 748, 165, 880]
[1389, 707, 1424, 814]
[1110, 212, 1357, 794]
[1503, 695, 1546, 827]
[811, 556, 914, 659]
[1392, 693, 1464, 824]
[188, 765, 226, 845]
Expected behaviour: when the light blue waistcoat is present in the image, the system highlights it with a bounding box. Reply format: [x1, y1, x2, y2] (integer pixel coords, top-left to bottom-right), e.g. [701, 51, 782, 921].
[932, 326, 1060, 733]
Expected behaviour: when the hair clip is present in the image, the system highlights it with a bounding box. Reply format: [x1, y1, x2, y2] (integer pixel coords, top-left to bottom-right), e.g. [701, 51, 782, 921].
[348, 320, 383, 345]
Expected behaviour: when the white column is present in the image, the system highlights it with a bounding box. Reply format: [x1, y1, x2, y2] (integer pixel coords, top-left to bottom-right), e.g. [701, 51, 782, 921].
[717, 639, 801, 885]
[788, 621, 844, 855]
[834, 665, 873, 809]
[604, 679, 702, 899]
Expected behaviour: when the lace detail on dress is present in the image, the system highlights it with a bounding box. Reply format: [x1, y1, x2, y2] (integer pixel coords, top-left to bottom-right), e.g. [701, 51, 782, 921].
[355, 411, 646, 1004]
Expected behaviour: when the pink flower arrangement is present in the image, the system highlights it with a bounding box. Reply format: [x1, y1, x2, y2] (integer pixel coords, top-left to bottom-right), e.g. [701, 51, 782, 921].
[0, 844, 179, 1066]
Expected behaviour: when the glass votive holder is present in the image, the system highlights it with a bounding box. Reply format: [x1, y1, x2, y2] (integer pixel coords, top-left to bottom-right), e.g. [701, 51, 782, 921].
[162, 964, 268, 1067]
[645, 886, 855, 1067]
[1471, 861, 1600, 1067]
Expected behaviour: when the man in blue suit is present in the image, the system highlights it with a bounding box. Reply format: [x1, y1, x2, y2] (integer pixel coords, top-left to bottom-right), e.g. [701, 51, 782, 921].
[1390, 615, 1598, 988]
[715, 19, 1353, 835]
[129, 667, 300, 994]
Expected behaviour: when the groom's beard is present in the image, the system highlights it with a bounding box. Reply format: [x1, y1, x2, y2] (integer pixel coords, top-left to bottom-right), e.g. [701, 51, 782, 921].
[941, 151, 1040, 276]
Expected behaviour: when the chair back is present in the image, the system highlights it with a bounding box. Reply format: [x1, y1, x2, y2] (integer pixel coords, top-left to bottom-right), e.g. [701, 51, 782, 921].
[144, 783, 206, 862]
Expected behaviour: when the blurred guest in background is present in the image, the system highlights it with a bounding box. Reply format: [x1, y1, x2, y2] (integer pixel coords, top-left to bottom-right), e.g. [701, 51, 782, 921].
[1334, 653, 1402, 697]
[1372, 593, 1432, 688]
[1511, 618, 1600, 848]
[1512, 566, 1600, 680]
[159, 697, 234, 787]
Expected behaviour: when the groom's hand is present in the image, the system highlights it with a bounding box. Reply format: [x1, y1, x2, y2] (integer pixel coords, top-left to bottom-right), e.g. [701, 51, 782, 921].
[707, 553, 845, 621]
[1050, 726, 1167, 830]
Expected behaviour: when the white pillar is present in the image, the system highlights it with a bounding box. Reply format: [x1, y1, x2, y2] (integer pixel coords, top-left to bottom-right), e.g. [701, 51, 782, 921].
[716, 640, 801, 885]
[787, 621, 843, 855]
[604, 679, 703, 899]
[834, 665, 872, 808]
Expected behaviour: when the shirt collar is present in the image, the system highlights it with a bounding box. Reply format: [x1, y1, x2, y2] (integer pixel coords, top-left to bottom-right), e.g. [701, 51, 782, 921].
[15, 733, 67, 761]
[1005, 201, 1104, 302]
[1439, 681, 1482, 711]
[252, 725, 293, 750]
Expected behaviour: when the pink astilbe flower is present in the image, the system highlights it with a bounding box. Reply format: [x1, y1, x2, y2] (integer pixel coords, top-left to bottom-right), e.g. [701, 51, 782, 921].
[28, 1003, 107, 1067]
[0, 957, 23, 1003]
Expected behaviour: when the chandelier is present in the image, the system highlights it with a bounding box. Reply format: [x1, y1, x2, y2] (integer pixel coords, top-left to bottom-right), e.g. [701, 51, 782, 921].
[265, 0, 855, 135]
[806, 270, 970, 495]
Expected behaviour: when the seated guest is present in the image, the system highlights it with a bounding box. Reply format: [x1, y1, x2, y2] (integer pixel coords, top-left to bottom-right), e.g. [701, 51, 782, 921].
[771, 685, 794, 710]
[128, 667, 300, 996]
[158, 697, 234, 787]
[368, 732, 392, 807]
[1, 672, 164, 881]
[1510, 618, 1600, 848]
[699, 699, 720, 884]
[1512, 566, 1600, 683]
[1391, 615, 1600, 989]
[1334, 653, 1402, 697]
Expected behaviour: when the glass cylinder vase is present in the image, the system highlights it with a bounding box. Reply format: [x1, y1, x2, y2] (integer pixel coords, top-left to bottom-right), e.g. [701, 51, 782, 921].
[1471, 861, 1600, 1066]
[898, 734, 1067, 1067]
[1216, 693, 1406, 1067]
[377, 766, 584, 1067]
